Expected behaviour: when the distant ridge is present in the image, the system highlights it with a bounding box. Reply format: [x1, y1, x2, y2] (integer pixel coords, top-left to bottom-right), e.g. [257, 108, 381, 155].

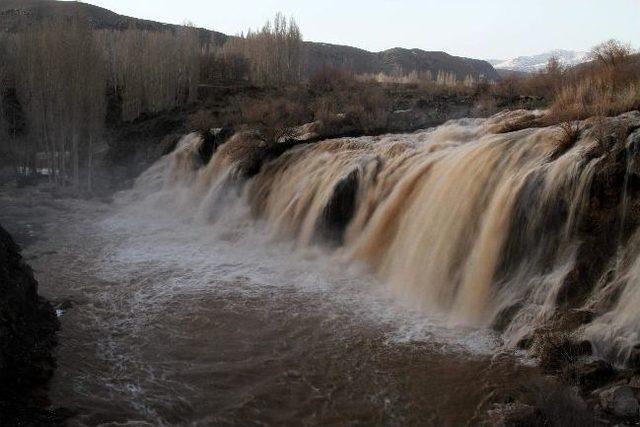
[305, 44, 498, 80]
[490, 49, 590, 73]
[0, 0, 229, 44]
[0, 0, 500, 80]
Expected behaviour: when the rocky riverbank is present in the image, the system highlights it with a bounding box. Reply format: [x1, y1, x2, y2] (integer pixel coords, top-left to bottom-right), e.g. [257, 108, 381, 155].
[0, 224, 63, 425]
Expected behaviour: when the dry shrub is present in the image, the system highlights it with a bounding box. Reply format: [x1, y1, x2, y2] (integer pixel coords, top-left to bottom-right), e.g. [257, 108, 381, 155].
[310, 66, 355, 93]
[591, 39, 634, 67]
[310, 81, 391, 135]
[312, 95, 337, 123]
[344, 84, 391, 133]
[240, 97, 310, 143]
[493, 67, 559, 101]
[311, 95, 345, 134]
[555, 121, 583, 151]
[550, 77, 640, 123]
[492, 41, 640, 120]
[547, 40, 640, 124]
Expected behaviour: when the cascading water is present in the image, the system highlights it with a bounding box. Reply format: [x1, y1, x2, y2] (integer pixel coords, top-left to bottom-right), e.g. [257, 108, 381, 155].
[583, 125, 640, 367]
[128, 109, 640, 365]
[5, 110, 640, 424]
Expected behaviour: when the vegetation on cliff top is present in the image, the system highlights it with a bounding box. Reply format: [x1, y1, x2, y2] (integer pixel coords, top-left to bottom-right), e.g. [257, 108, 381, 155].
[0, 6, 638, 195]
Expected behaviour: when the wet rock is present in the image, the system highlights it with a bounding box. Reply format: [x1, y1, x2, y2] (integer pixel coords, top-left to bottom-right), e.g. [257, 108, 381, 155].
[214, 131, 312, 180]
[0, 224, 59, 420]
[535, 330, 592, 374]
[599, 385, 640, 418]
[626, 343, 640, 369]
[569, 360, 616, 391]
[516, 334, 534, 350]
[316, 169, 359, 245]
[492, 302, 523, 332]
[562, 309, 595, 330]
[198, 126, 234, 165]
[212, 132, 271, 179]
[0, 225, 58, 387]
[485, 402, 540, 427]
[293, 120, 321, 141]
[627, 375, 640, 388]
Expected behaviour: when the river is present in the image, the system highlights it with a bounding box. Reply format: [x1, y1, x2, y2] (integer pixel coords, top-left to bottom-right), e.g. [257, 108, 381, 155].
[2, 112, 612, 425]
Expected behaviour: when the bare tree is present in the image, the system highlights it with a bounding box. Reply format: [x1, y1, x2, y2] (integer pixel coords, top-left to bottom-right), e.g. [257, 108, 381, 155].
[223, 13, 304, 86]
[590, 39, 633, 67]
[0, 35, 10, 170]
[97, 26, 200, 121]
[545, 56, 563, 75]
[15, 17, 106, 189]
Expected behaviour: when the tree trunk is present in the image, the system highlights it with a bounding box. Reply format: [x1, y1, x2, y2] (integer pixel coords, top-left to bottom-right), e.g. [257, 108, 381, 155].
[87, 135, 93, 193]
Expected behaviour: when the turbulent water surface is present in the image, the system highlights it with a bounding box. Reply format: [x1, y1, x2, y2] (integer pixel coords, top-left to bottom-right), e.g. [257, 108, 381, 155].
[0, 185, 538, 426]
[6, 111, 640, 425]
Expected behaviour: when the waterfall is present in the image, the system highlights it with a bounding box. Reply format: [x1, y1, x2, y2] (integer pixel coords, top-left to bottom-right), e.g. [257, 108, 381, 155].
[124, 110, 640, 365]
[583, 124, 640, 367]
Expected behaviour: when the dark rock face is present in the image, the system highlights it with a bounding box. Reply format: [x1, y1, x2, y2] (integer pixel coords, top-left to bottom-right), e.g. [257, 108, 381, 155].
[198, 126, 235, 165]
[566, 360, 616, 391]
[0, 224, 59, 421]
[485, 402, 541, 427]
[599, 385, 640, 418]
[316, 169, 360, 245]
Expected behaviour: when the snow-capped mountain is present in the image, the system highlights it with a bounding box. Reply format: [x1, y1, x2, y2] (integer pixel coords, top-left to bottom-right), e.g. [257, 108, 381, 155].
[489, 49, 590, 73]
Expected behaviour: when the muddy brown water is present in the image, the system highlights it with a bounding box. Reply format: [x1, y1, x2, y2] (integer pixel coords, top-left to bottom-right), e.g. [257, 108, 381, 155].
[0, 185, 551, 426]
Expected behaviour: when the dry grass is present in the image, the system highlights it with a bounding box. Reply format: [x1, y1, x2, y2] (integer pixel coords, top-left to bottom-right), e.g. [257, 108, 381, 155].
[190, 40, 639, 148]
[591, 117, 631, 152]
[493, 113, 544, 134]
[309, 74, 392, 135]
[549, 77, 640, 123]
[309, 66, 355, 92]
[344, 84, 391, 133]
[489, 41, 640, 126]
[555, 121, 583, 151]
[546, 41, 640, 125]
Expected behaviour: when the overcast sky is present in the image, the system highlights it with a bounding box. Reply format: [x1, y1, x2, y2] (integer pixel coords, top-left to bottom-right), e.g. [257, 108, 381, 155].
[81, 0, 640, 59]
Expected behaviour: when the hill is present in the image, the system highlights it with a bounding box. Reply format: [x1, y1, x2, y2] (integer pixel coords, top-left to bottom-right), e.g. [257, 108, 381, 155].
[0, 0, 499, 80]
[0, 0, 229, 44]
[490, 49, 589, 73]
[305, 44, 498, 79]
